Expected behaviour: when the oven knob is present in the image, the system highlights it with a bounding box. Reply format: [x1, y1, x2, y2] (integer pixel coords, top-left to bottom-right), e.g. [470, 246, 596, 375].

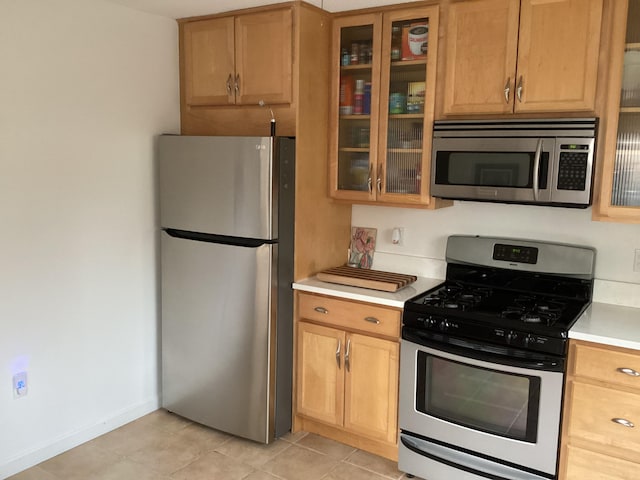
[426, 317, 437, 328]
[524, 334, 534, 347]
[439, 320, 449, 332]
[506, 331, 518, 345]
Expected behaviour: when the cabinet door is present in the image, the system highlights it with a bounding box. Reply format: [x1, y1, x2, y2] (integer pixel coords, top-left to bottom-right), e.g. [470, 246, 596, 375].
[443, 0, 519, 115]
[182, 17, 235, 106]
[235, 9, 293, 105]
[344, 333, 399, 443]
[378, 6, 440, 205]
[296, 322, 345, 427]
[329, 14, 382, 202]
[594, 0, 640, 220]
[515, 0, 603, 113]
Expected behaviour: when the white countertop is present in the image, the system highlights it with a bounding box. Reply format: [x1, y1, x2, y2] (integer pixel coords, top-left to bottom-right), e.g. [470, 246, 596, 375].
[292, 276, 442, 308]
[570, 302, 640, 351]
[294, 275, 640, 351]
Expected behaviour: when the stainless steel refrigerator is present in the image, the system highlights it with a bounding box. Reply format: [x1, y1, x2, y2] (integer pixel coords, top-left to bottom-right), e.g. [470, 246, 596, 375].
[158, 135, 295, 443]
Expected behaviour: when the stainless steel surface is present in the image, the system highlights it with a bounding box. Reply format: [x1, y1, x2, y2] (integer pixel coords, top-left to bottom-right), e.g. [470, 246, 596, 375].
[612, 418, 635, 428]
[517, 75, 523, 102]
[399, 435, 551, 480]
[533, 138, 542, 201]
[161, 232, 275, 443]
[399, 339, 564, 475]
[431, 118, 597, 207]
[445, 235, 596, 278]
[159, 135, 295, 444]
[158, 135, 276, 239]
[618, 367, 640, 376]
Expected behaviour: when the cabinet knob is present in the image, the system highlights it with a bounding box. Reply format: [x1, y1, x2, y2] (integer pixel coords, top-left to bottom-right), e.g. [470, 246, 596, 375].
[612, 418, 635, 428]
[314, 306, 328, 314]
[364, 316, 380, 324]
[617, 367, 640, 377]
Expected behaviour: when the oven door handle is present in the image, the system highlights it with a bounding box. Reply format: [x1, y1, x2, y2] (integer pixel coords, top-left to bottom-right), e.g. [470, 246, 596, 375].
[403, 329, 564, 372]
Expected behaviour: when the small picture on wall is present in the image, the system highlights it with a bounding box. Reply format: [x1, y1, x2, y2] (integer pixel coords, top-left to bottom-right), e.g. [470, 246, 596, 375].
[348, 227, 377, 269]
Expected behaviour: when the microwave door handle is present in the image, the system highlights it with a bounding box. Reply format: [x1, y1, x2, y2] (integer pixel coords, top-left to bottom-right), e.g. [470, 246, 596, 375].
[533, 138, 543, 201]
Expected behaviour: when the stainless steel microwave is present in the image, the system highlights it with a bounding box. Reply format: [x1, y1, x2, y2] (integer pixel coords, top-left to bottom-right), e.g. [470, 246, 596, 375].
[431, 118, 597, 208]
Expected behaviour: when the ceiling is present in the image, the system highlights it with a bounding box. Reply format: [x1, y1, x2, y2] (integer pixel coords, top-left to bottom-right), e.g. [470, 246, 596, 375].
[102, 0, 415, 19]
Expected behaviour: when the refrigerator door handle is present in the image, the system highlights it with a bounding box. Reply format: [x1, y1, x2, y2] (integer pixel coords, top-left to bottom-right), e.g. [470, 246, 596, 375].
[164, 228, 272, 248]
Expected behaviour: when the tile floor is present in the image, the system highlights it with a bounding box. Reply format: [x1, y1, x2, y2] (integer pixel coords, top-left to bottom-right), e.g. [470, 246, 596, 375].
[8, 409, 424, 480]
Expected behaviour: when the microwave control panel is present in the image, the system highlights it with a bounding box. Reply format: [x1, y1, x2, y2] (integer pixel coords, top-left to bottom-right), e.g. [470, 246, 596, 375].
[557, 144, 590, 191]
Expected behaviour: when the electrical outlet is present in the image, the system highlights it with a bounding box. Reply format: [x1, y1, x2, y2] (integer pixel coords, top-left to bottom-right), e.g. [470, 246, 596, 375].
[635, 249, 640, 273]
[13, 371, 27, 398]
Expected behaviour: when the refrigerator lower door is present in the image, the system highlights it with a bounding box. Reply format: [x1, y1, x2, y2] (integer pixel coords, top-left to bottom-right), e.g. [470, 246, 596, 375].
[160, 231, 277, 443]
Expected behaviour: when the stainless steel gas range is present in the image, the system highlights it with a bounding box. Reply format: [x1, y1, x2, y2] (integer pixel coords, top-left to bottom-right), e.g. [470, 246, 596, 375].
[399, 235, 596, 480]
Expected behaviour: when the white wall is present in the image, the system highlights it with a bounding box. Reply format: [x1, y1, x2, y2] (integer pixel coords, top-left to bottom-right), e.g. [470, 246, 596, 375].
[353, 202, 640, 296]
[0, 0, 179, 477]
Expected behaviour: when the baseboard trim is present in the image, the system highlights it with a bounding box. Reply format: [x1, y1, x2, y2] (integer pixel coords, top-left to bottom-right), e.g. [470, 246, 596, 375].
[0, 396, 160, 479]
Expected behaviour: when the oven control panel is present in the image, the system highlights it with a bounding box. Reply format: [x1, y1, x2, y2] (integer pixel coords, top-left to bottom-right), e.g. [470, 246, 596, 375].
[405, 312, 567, 356]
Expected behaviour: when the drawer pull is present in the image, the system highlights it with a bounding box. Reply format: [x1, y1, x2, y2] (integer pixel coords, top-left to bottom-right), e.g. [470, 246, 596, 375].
[364, 316, 380, 324]
[617, 367, 640, 377]
[335, 339, 341, 369]
[612, 418, 635, 428]
[314, 307, 328, 314]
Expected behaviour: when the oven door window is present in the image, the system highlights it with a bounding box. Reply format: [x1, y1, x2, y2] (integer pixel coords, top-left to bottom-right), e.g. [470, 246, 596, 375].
[416, 352, 541, 443]
[433, 151, 549, 189]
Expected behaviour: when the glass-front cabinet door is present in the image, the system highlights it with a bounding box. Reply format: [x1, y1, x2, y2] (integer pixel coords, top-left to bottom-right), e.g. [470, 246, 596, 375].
[377, 7, 439, 205]
[595, 0, 640, 221]
[329, 6, 442, 207]
[330, 14, 381, 203]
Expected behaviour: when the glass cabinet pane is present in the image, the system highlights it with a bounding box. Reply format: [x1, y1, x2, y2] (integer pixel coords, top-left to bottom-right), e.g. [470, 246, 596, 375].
[337, 25, 374, 192]
[383, 18, 429, 196]
[612, 0, 640, 206]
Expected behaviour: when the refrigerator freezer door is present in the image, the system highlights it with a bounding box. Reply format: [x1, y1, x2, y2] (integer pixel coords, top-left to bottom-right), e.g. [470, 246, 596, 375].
[158, 136, 276, 239]
[160, 231, 276, 443]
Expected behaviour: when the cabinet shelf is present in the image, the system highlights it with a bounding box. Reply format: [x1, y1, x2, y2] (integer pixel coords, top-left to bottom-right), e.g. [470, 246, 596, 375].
[340, 64, 373, 71]
[340, 114, 372, 120]
[391, 59, 427, 67]
[388, 113, 424, 120]
[387, 148, 423, 153]
[340, 147, 370, 153]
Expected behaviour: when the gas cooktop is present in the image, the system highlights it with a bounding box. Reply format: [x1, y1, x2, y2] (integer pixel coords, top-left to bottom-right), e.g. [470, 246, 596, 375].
[402, 235, 596, 356]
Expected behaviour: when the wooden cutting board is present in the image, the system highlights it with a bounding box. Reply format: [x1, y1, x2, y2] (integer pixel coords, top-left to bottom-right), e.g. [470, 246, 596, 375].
[316, 265, 417, 292]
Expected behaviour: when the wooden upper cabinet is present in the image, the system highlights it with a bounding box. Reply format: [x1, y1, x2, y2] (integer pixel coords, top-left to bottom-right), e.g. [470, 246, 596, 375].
[443, 0, 604, 115]
[516, 0, 603, 113]
[235, 9, 293, 105]
[443, 0, 519, 115]
[182, 17, 235, 106]
[181, 8, 292, 107]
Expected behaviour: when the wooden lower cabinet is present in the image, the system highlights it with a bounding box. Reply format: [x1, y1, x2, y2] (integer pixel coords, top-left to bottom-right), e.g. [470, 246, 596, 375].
[294, 292, 400, 460]
[559, 340, 640, 479]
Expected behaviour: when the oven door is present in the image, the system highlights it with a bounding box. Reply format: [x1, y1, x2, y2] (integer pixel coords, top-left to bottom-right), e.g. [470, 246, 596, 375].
[431, 137, 556, 204]
[399, 333, 564, 478]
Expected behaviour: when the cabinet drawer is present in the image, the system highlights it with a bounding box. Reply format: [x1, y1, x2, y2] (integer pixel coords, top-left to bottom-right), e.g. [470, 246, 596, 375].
[572, 342, 640, 390]
[567, 381, 640, 453]
[564, 444, 639, 480]
[298, 293, 401, 338]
